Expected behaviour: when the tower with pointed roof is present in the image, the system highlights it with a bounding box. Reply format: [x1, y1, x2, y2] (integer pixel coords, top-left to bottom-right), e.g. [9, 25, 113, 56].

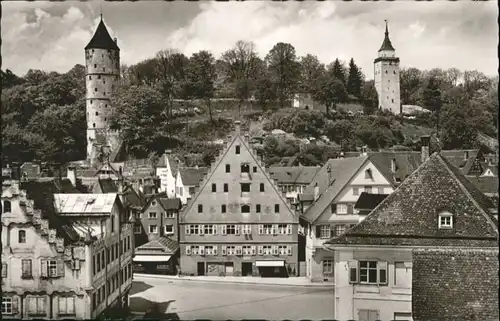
[374, 20, 401, 115]
[85, 15, 120, 164]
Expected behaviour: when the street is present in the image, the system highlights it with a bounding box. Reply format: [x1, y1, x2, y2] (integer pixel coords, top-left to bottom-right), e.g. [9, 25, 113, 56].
[129, 276, 334, 320]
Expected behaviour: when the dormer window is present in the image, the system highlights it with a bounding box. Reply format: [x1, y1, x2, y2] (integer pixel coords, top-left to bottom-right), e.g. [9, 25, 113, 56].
[438, 212, 453, 229]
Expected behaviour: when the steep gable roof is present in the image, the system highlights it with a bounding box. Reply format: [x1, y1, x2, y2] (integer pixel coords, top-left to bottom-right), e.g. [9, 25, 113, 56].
[268, 166, 321, 185]
[326, 153, 498, 247]
[179, 167, 208, 186]
[368, 152, 421, 185]
[85, 19, 120, 51]
[135, 236, 179, 254]
[302, 156, 370, 223]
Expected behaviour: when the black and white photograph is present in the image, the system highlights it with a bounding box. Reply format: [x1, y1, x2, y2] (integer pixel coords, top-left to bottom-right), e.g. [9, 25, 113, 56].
[1, 1, 498, 320]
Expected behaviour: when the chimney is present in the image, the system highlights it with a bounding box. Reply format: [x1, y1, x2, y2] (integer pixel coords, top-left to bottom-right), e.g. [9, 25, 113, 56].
[67, 167, 77, 186]
[339, 151, 345, 158]
[234, 120, 241, 135]
[314, 183, 319, 201]
[114, 37, 117, 44]
[244, 133, 250, 142]
[361, 146, 368, 156]
[420, 135, 430, 163]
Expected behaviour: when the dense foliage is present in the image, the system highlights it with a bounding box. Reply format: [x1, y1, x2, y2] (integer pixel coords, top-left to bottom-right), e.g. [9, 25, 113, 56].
[1, 41, 497, 167]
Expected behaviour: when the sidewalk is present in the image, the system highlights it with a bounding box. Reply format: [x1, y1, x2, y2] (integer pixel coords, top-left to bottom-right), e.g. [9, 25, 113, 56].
[133, 273, 334, 288]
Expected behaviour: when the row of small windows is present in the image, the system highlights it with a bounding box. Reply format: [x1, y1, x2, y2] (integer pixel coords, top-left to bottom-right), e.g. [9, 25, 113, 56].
[225, 164, 258, 173]
[89, 100, 109, 108]
[197, 203, 280, 214]
[211, 183, 265, 193]
[375, 70, 397, 75]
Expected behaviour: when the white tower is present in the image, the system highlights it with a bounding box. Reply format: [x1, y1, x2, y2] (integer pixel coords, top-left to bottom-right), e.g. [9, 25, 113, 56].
[84, 15, 120, 162]
[374, 20, 401, 115]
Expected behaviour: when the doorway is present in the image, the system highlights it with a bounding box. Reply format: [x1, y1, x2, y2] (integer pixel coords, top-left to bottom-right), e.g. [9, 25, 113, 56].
[224, 262, 234, 275]
[197, 262, 205, 276]
[241, 262, 253, 276]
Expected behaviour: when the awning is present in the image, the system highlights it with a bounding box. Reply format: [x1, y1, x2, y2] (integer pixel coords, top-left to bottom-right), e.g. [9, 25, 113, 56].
[133, 255, 172, 263]
[255, 260, 285, 267]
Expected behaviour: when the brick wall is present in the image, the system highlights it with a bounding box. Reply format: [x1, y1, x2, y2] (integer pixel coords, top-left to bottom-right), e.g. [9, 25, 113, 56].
[412, 248, 499, 321]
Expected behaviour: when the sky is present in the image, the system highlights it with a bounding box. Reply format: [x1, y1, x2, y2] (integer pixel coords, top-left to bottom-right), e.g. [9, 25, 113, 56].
[2, 1, 498, 79]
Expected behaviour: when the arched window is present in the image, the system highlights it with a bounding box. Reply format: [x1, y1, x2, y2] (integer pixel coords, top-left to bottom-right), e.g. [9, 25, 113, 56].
[3, 200, 11, 213]
[18, 230, 26, 243]
[241, 205, 250, 213]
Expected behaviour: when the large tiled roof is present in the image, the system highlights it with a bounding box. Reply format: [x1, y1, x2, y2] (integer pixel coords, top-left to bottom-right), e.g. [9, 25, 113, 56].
[54, 193, 118, 214]
[91, 178, 118, 193]
[135, 236, 179, 254]
[85, 19, 119, 51]
[354, 192, 389, 210]
[302, 156, 369, 223]
[20, 180, 81, 244]
[179, 167, 207, 186]
[326, 153, 498, 247]
[268, 166, 321, 185]
[412, 248, 499, 321]
[466, 176, 499, 195]
[367, 152, 422, 185]
[159, 198, 182, 211]
[440, 149, 478, 169]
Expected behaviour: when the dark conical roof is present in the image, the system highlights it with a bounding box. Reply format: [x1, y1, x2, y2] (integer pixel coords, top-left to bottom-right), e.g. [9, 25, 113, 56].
[85, 18, 120, 51]
[378, 20, 395, 52]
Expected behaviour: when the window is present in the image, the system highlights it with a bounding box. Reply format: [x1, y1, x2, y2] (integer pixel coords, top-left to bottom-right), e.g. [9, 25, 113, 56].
[335, 225, 346, 236]
[241, 205, 250, 213]
[353, 187, 359, 196]
[223, 183, 228, 192]
[165, 211, 174, 218]
[93, 123, 96, 128]
[242, 225, 251, 235]
[94, 87, 97, 92]
[18, 230, 26, 243]
[364, 186, 372, 194]
[253, 166, 257, 173]
[260, 183, 265, 192]
[198, 204, 203, 213]
[278, 245, 288, 255]
[152, 201, 157, 206]
[212, 183, 217, 193]
[319, 225, 331, 239]
[149, 225, 158, 234]
[347, 204, 354, 214]
[263, 245, 272, 255]
[221, 205, 227, 213]
[278, 224, 287, 234]
[263, 224, 272, 234]
[393, 312, 413, 320]
[189, 225, 199, 235]
[3, 200, 11, 213]
[241, 164, 250, 173]
[351, 260, 387, 285]
[226, 246, 236, 255]
[204, 225, 215, 235]
[378, 187, 384, 194]
[2, 297, 14, 314]
[337, 204, 347, 214]
[133, 225, 141, 234]
[164, 225, 174, 235]
[22, 259, 32, 278]
[365, 169, 373, 179]
[148, 212, 157, 219]
[94, 64, 97, 68]
[274, 204, 280, 213]
[394, 262, 412, 288]
[226, 225, 236, 235]
[241, 183, 250, 193]
[439, 212, 453, 229]
[243, 245, 252, 255]
[58, 297, 75, 316]
[358, 309, 379, 321]
[27, 296, 46, 315]
[235, 145, 240, 154]
[225, 164, 230, 173]
[189, 187, 195, 195]
[323, 260, 333, 275]
[256, 204, 261, 213]
[360, 261, 378, 283]
[89, 76, 92, 80]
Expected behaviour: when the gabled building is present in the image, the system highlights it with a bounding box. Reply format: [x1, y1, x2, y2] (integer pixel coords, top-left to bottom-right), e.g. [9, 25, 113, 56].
[299, 156, 395, 282]
[1, 179, 135, 319]
[268, 166, 321, 204]
[155, 151, 183, 198]
[324, 153, 498, 321]
[180, 121, 299, 277]
[175, 167, 208, 205]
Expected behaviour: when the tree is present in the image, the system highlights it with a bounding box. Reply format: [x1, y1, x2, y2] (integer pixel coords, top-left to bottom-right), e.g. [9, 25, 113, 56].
[312, 73, 348, 115]
[187, 51, 216, 123]
[346, 58, 363, 98]
[329, 59, 346, 85]
[422, 76, 443, 132]
[298, 54, 325, 95]
[221, 40, 260, 116]
[360, 80, 378, 115]
[127, 58, 158, 86]
[400, 68, 423, 105]
[265, 42, 301, 108]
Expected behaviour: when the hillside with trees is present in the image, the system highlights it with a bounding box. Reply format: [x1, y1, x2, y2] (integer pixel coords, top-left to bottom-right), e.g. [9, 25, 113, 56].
[1, 41, 498, 167]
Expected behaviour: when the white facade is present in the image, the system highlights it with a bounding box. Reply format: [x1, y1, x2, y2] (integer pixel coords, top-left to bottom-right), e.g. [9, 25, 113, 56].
[156, 158, 176, 198]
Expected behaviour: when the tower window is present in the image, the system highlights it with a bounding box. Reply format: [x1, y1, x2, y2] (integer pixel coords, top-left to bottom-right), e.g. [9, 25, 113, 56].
[392, 99, 394, 103]
[90, 100, 93, 104]
[92, 49, 94, 53]
[104, 117, 107, 121]
[105, 104, 108, 108]
[93, 123, 96, 128]
[98, 75, 101, 79]
[235, 146, 240, 154]
[94, 64, 97, 68]
[103, 68, 106, 72]
[95, 88, 97, 92]
[393, 71, 396, 74]
[385, 70, 388, 74]
[103, 80, 106, 84]
[89, 76, 92, 80]
[96, 112, 99, 116]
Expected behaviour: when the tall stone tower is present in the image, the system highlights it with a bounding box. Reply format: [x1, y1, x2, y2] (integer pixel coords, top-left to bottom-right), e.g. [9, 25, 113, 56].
[374, 20, 401, 115]
[84, 16, 120, 163]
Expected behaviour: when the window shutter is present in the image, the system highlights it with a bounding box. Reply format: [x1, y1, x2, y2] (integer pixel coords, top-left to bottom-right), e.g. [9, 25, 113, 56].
[237, 246, 242, 255]
[57, 260, 65, 277]
[330, 227, 337, 238]
[315, 225, 321, 238]
[1, 263, 6, 278]
[348, 260, 358, 284]
[287, 246, 292, 256]
[272, 224, 278, 235]
[213, 246, 218, 256]
[257, 246, 263, 255]
[235, 225, 240, 235]
[199, 225, 204, 236]
[272, 246, 278, 255]
[221, 246, 227, 256]
[287, 225, 292, 235]
[378, 261, 388, 285]
[12, 296, 19, 314]
[41, 259, 48, 278]
[186, 245, 191, 255]
[221, 225, 227, 235]
[185, 225, 190, 235]
[258, 225, 263, 235]
[251, 246, 256, 255]
[199, 246, 205, 256]
[213, 226, 218, 235]
[331, 203, 337, 214]
[347, 204, 354, 214]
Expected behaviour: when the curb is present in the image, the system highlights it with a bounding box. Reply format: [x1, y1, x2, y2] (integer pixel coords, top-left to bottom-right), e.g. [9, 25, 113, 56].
[133, 273, 334, 288]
